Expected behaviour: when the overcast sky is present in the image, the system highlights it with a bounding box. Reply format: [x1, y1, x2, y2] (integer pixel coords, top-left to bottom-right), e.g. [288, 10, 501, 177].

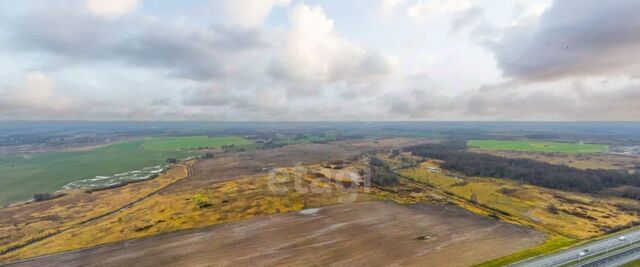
[0, 0, 639, 121]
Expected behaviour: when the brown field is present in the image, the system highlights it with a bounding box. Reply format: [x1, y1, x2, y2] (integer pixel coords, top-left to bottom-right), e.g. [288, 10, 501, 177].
[5, 201, 545, 267]
[176, 138, 429, 190]
[6, 138, 634, 267]
[0, 139, 434, 263]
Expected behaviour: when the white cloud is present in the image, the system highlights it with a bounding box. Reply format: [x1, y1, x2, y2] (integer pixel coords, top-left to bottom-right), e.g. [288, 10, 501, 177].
[86, 0, 140, 17]
[378, 0, 407, 16]
[3, 0, 638, 121]
[407, 0, 472, 20]
[222, 0, 292, 27]
[269, 4, 392, 86]
[509, 0, 552, 26]
[0, 72, 181, 120]
[0, 73, 74, 117]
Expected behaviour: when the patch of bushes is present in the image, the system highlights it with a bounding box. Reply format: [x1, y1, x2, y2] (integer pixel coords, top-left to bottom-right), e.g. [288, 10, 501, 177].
[547, 204, 559, 214]
[33, 192, 65, 202]
[603, 186, 640, 200]
[614, 203, 640, 214]
[134, 225, 153, 232]
[498, 187, 518, 195]
[190, 193, 213, 209]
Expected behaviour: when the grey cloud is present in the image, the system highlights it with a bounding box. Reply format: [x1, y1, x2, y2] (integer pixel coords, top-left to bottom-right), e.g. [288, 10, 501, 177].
[150, 98, 171, 106]
[0, 71, 170, 120]
[451, 6, 484, 32]
[464, 82, 573, 119]
[182, 86, 238, 107]
[465, 81, 640, 120]
[182, 85, 296, 120]
[3, 6, 267, 81]
[268, 51, 392, 85]
[489, 0, 640, 81]
[358, 52, 394, 77]
[385, 90, 458, 119]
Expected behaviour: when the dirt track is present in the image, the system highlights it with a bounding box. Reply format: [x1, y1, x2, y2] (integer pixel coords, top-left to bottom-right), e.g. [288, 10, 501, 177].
[6, 201, 545, 267]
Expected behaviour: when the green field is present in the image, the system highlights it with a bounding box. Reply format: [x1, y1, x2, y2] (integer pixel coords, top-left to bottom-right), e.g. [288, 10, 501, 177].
[274, 134, 337, 146]
[0, 136, 252, 206]
[142, 136, 252, 151]
[468, 140, 608, 154]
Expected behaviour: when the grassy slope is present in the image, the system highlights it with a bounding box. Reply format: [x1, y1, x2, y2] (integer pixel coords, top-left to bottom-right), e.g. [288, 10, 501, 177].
[0, 136, 252, 206]
[468, 140, 608, 153]
[622, 259, 640, 267]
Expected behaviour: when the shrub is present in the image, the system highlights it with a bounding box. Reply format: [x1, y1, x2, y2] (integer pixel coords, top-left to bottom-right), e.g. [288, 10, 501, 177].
[33, 192, 64, 202]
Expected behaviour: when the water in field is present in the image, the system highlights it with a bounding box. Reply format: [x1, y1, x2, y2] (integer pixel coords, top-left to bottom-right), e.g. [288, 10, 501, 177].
[609, 146, 640, 156]
[0, 135, 253, 206]
[63, 165, 166, 190]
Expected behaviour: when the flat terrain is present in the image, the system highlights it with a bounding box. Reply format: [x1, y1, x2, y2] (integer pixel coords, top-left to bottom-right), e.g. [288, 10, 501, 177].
[399, 162, 640, 239]
[5, 201, 545, 267]
[0, 139, 430, 262]
[180, 138, 427, 189]
[468, 140, 608, 154]
[468, 149, 639, 171]
[0, 136, 251, 206]
[0, 163, 191, 258]
[142, 136, 252, 151]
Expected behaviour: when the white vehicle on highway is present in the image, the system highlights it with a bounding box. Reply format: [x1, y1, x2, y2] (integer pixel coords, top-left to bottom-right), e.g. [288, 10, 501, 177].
[578, 249, 589, 257]
[619, 236, 626, 241]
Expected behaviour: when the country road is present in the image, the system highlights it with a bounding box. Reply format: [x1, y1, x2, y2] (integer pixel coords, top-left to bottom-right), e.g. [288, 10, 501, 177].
[513, 229, 640, 267]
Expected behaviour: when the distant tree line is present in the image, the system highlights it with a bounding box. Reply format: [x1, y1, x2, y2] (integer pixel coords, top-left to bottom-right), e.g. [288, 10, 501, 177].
[404, 141, 640, 198]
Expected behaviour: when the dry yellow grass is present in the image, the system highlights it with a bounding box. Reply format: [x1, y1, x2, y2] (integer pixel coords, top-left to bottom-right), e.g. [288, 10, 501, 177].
[2, 163, 441, 262]
[469, 148, 638, 171]
[398, 162, 640, 239]
[0, 162, 191, 257]
[6, 157, 637, 263]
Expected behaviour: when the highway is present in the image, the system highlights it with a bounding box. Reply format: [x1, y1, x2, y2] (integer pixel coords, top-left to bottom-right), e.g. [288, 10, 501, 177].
[578, 243, 640, 267]
[512, 229, 640, 267]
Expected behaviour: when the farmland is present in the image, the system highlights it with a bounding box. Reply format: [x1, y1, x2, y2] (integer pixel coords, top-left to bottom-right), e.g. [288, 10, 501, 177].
[398, 162, 640, 239]
[273, 134, 337, 146]
[5, 202, 545, 267]
[468, 149, 638, 171]
[0, 136, 252, 206]
[0, 140, 545, 266]
[142, 136, 252, 151]
[1, 132, 639, 266]
[468, 140, 608, 154]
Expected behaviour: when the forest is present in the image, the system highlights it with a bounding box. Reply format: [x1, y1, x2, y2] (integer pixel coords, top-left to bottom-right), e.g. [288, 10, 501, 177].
[405, 141, 640, 199]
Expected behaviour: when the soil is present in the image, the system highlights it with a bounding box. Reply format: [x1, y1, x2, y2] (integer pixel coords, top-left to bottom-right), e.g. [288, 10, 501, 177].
[5, 201, 545, 267]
